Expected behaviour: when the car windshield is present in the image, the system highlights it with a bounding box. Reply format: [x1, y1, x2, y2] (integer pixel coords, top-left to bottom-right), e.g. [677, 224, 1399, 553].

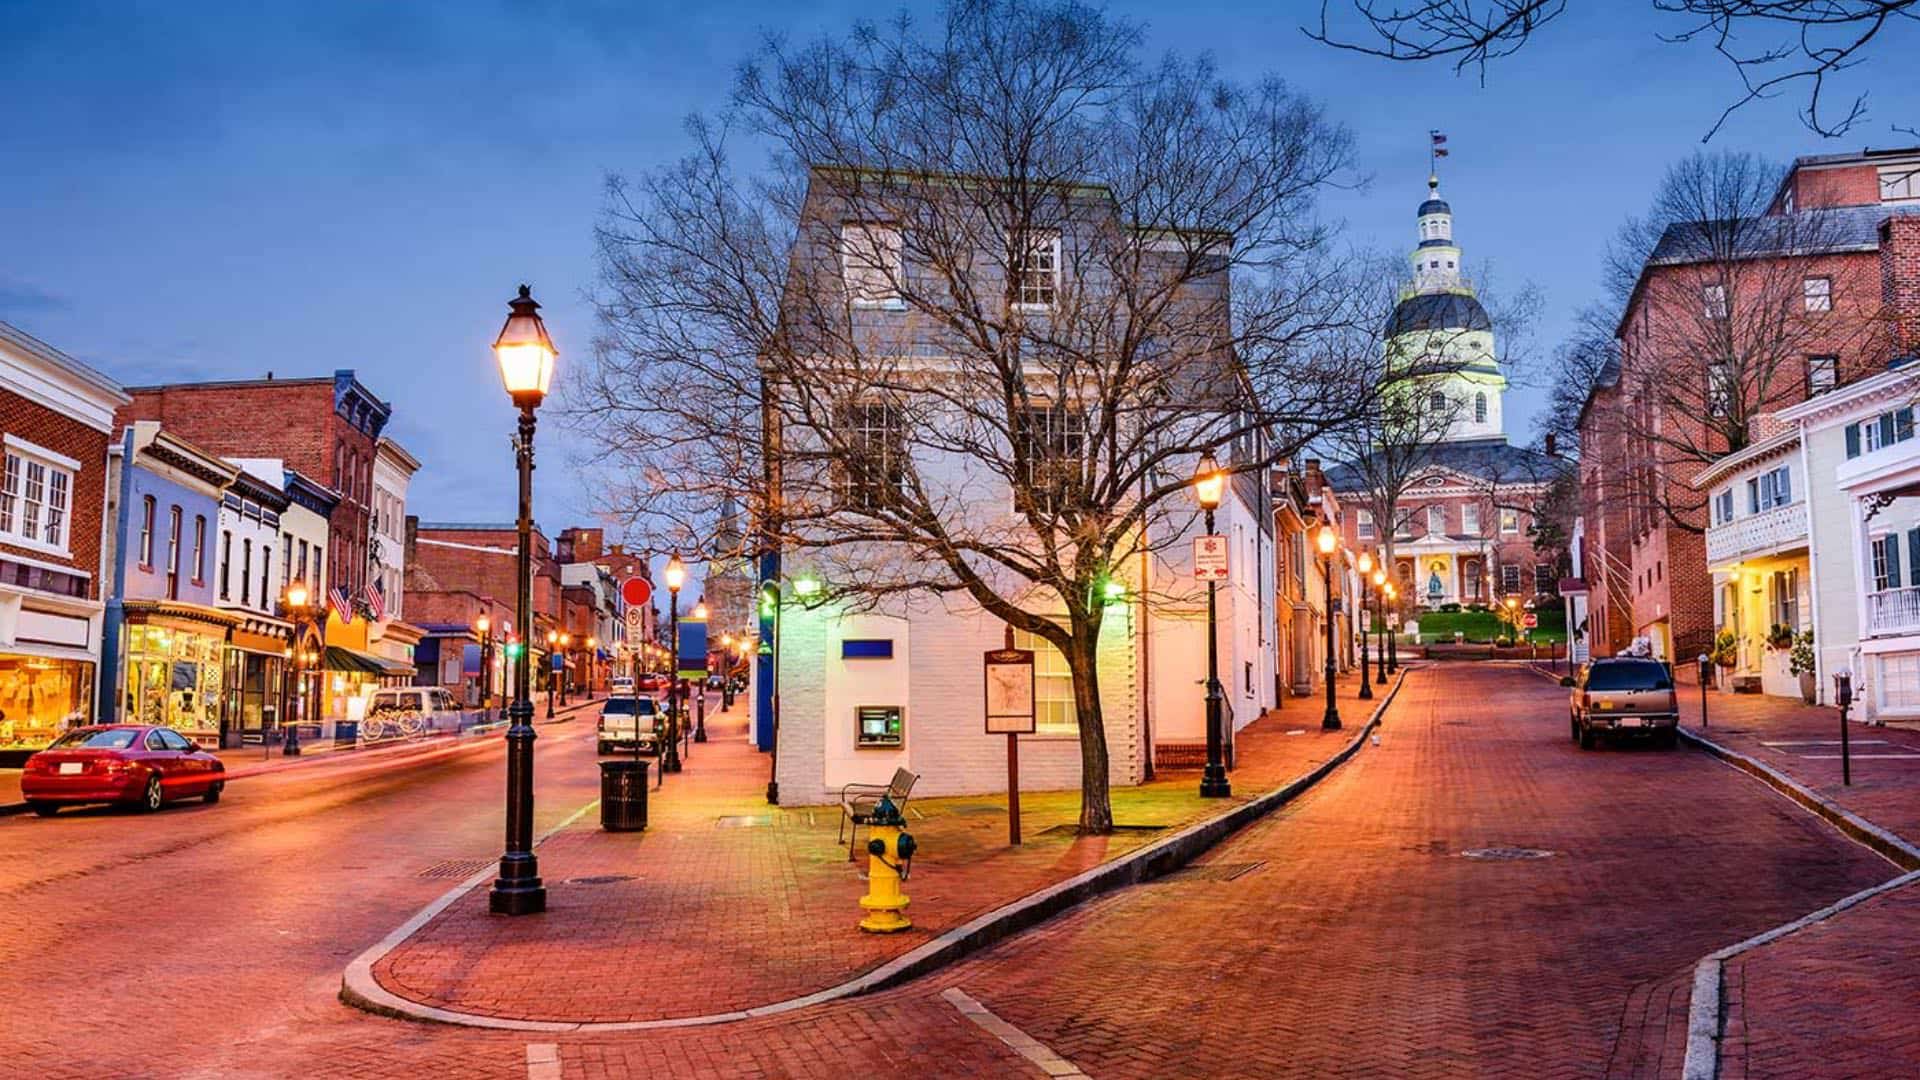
[49, 729, 140, 750]
[1587, 661, 1672, 691]
[602, 697, 655, 715]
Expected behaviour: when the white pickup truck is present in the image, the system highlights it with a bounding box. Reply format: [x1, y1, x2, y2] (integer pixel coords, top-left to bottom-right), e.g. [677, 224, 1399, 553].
[597, 695, 661, 755]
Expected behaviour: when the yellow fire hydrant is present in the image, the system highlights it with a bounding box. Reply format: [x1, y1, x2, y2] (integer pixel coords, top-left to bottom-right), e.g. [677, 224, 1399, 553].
[857, 796, 916, 933]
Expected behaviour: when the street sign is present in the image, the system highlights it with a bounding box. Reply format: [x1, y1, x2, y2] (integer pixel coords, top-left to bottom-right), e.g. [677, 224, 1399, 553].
[624, 606, 644, 637]
[1523, 613, 1539, 629]
[1194, 534, 1229, 581]
[983, 648, 1036, 734]
[620, 577, 652, 607]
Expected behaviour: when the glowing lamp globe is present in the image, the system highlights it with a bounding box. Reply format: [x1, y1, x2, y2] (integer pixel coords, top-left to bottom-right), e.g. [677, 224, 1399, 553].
[492, 285, 558, 407]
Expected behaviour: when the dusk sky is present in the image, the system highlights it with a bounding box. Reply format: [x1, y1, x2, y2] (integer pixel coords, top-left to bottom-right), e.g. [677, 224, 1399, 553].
[6, 1, 1917, 585]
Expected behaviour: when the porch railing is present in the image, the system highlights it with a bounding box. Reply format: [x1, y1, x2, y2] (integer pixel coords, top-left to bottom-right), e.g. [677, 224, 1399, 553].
[1867, 586, 1920, 637]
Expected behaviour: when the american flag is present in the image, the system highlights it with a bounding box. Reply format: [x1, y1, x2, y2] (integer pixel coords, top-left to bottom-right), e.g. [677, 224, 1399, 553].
[366, 579, 387, 622]
[1430, 130, 1449, 158]
[330, 584, 355, 625]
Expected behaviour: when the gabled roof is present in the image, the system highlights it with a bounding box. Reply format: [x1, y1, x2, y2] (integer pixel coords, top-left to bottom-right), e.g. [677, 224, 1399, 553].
[1648, 203, 1920, 267]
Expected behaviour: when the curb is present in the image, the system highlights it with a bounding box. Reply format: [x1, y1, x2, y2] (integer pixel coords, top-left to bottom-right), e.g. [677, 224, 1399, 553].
[340, 670, 1410, 1031]
[1673, 727, 1920, 1080]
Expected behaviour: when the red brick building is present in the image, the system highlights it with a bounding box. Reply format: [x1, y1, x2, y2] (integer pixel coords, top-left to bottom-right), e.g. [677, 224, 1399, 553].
[116, 371, 391, 601]
[1580, 147, 1920, 660]
[0, 322, 130, 758]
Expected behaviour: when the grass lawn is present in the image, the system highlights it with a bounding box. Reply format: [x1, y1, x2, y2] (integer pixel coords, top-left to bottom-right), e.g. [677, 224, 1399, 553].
[1397, 606, 1567, 644]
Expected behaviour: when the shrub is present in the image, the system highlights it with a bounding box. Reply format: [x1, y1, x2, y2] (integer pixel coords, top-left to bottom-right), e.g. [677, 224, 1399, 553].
[1766, 623, 1795, 650]
[1439, 602, 1462, 613]
[1789, 631, 1817, 676]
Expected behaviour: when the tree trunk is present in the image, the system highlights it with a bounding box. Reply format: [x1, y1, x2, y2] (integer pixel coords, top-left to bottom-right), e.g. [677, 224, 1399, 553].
[1063, 629, 1113, 834]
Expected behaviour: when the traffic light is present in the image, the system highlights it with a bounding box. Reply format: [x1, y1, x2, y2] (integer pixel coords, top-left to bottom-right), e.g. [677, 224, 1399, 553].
[505, 639, 524, 659]
[759, 582, 779, 619]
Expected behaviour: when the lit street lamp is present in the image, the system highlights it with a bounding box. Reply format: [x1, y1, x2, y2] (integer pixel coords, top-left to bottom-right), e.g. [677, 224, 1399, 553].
[1384, 581, 1399, 673]
[1317, 522, 1341, 731]
[1372, 568, 1388, 683]
[280, 582, 320, 757]
[1356, 550, 1374, 701]
[476, 612, 494, 722]
[1192, 452, 1230, 798]
[489, 283, 557, 917]
[545, 629, 559, 719]
[663, 555, 686, 773]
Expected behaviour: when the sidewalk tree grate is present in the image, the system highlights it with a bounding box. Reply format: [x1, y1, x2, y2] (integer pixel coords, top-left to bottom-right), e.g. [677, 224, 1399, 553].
[715, 815, 770, 829]
[1460, 847, 1556, 861]
[563, 875, 636, 886]
[1156, 861, 1266, 883]
[418, 859, 493, 879]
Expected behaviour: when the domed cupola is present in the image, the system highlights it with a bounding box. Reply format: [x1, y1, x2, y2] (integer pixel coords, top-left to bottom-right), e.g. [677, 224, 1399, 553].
[1410, 174, 1463, 286]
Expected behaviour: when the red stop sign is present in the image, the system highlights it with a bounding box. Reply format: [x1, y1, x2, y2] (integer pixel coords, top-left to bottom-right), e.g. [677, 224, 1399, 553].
[621, 577, 652, 607]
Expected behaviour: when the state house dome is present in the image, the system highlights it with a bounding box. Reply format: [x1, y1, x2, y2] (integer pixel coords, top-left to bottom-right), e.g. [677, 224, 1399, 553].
[1386, 291, 1492, 337]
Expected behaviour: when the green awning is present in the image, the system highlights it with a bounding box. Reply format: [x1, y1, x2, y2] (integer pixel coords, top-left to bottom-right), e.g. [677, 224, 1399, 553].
[324, 645, 415, 678]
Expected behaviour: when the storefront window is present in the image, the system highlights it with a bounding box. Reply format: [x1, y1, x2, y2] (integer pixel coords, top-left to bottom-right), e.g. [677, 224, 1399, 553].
[223, 650, 285, 734]
[123, 624, 224, 737]
[0, 657, 94, 751]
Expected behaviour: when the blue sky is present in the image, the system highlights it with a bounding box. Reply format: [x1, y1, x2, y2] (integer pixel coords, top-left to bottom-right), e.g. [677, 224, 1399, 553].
[5, 1, 1916, 571]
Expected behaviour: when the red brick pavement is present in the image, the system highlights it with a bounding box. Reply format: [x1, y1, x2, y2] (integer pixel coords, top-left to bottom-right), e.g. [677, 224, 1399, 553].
[893, 665, 1891, 1079]
[1669, 680, 1920, 1079]
[368, 674, 1390, 1024]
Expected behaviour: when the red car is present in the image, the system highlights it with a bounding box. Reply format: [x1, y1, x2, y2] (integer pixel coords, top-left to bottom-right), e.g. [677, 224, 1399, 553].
[19, 725, 226, 816]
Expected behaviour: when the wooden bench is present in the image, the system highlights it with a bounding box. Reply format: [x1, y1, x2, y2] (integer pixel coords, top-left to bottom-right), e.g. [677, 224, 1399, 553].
[838, 767, 919, 861]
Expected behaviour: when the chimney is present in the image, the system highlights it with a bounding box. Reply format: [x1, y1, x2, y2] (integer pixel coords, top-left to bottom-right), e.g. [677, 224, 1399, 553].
[1303, 458, 1326, 494]
[405, 515, 418, 567]
[1544, 432, 1558, 457]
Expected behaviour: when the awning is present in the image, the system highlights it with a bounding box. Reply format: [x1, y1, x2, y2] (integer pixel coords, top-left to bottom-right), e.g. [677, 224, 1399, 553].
[324, 645, 416, 677]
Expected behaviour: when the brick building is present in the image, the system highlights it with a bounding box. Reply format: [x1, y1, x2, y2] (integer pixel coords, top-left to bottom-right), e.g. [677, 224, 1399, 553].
[406, 519, 562, 699]
[1579, 147, 1920, 661]
[118, 371, 392, 602]
[0, 321, 130, 760]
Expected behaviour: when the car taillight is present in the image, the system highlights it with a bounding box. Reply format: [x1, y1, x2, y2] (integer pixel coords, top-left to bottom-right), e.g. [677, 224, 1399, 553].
[23, 757, 49, 774]
[102, 757, 130, 774]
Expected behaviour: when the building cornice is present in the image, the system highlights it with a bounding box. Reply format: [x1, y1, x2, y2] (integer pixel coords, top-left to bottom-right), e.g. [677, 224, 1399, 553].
[0, 321, 130, 432]
[1690, 429, 1802, 489]
[1777, 366, 1920, 430]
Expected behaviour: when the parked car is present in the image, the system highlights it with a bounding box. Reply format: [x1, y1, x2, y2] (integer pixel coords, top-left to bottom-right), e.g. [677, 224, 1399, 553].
[598, 695, 662, 755]
[635, 673, 669, 693]
[367, 686, 462, 718]
[1570, 657, 1679, 749]
[610, 675, 635, 694]
[19, 725, 226, 815]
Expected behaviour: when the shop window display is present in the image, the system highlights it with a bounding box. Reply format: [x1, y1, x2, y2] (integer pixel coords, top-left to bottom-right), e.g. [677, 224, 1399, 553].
[0, 657, 94, 752]
[122, 625, 224, 739]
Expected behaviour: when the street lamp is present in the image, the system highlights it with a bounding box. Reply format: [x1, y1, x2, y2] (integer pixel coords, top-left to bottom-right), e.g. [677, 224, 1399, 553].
[1192, 452, 1230, 798]
[559, 632, 572, 707]
[1503, 595, 1519, 645]
[585, 635, 597, 699]
[1356, 550, 1374, 701]
[1383, 581, 1399, 673]
[663, 555, 685, 773]
[281, 582, 318, 757]
[545, 629, 559, 718]
[475, 612, 494, 721]
[1316, 522, 1341, 731]
[489, 282, 556, 917]
[1372, 568, 1388, 683]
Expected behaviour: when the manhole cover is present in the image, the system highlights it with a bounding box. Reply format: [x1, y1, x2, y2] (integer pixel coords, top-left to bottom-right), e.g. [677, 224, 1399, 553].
[418, 858, 492, 879]
[563, 874, 636, 886]
[715, 815, 770, 828]
[1460, 847, 1556, 861]
[1156, 860, 1266, 883]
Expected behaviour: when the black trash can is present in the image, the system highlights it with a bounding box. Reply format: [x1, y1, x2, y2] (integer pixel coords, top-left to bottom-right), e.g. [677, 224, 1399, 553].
[599, 759, 649, 831]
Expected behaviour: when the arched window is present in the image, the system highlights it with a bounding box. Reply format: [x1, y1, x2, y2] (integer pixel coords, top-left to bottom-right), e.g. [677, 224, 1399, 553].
[1429, 390, 1446, 413]
[1474, 392, 1487, 424]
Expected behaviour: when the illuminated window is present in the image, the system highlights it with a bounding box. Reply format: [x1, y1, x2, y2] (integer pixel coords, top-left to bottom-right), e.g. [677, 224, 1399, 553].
[1013, 230, 1060, 310]
[1012, 628, 1078, 735]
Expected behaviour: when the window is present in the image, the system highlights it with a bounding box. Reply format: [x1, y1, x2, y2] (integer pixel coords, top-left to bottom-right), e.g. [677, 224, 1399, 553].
[241, 538, 252, 606]
[1474, 392, 1487, 424]
[1355, 509, 1375, 539]
[1803, 276, 1832, 312]
[1394, 508, 1415, 539]
[260, 549, 271, 609]
[1772, 567, 1800, 629]
[1848, 407, 1916, 458]
[219, 530, 232, 599]
[1535, 563, 1554, 594]
[1873, 534, 1901, 591]
[1012, 628, 1077, 734]
[1500, 563, 1522, 594]
[1014, 406, 1087, 514]
[836, 401, 907, 509]
[1881, 166, 1920, 203]
[1704, 283, 1728, 319]
[314, 549, 323, 594]
[1748, 465, 1791, 511]
[1427, 504, 1446, 536]
[1500, 508, 1520, 534]
[1013, 230, 1059, 309]
[1428, 390, 1447, 414]
[1707, 363, 1732, 418]
[283, 534, 293, 589]
[166, 506, 182, 599]
[1461, 504, 1480, 536]
[191, 516, 206, 585]
[298, 540, 309, 584]
[841, 223, 903, 306]
[0, 442, 77, 553]
[1808, 355, 1837, 395]
[1713, 489, 1735, 525]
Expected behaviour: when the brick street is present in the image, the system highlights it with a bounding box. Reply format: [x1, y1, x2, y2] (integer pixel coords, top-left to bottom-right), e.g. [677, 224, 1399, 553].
[1, 665, 1905, 1078]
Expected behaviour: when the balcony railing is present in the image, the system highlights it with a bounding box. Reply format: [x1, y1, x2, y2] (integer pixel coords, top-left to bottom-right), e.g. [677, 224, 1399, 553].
[1867, 586, 1920, 637]
[1704, 501, 1808, 565]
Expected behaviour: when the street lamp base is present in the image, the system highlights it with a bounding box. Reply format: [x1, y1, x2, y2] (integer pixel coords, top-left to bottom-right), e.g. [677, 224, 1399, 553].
[1358, 683, 1373, 700]
[695, 727, 708, 743]
[488, 854, 545, 916]
[1199, 766, 1232, 798]
[1322, 711, 1342, 731]
[766, 780, 779, 805]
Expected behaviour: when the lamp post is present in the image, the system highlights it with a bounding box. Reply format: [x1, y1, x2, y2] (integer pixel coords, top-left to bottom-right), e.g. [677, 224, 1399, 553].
[1356, 550, 1374, 701]
[720, 634, 735, 711]
[1317, 522, 1341, 731]
[663, 555, 685, 773]
[545, 629, 558, 719]
[1384, 581, 1399, 673]
[281, 582, 318, 757]
[1192, 452, 1231, 798]
[476, 612, 493, 722]
[488, 283, 556, 917]
[1834, 669, 1854, 786]
[1372, 568, 1388, 683]
[559, 632, 571, 707]
[1504, 595, 1519, 646]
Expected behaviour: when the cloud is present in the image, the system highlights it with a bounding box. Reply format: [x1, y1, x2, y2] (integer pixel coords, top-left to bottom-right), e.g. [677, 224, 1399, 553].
[0, 281, 71, 317]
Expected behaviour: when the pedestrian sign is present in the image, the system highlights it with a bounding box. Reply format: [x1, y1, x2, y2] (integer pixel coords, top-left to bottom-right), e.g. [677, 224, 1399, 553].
[1194, 535, 1229, 581]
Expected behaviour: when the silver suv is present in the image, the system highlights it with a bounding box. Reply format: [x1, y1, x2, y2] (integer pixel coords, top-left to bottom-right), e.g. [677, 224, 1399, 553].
[1570, 658, 1679, 749]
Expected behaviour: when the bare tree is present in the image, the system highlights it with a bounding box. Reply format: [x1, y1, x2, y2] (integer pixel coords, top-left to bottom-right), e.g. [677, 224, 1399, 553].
[574, 0, 1382, 832]
[1305, 0, 1918, 139]
[1595, 150, 1890, 535]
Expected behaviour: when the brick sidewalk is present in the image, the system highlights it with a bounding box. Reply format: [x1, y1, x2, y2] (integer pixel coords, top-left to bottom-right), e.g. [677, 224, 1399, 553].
[367, 671, 1395, 1024]
[1674, 678, 1920, 1078]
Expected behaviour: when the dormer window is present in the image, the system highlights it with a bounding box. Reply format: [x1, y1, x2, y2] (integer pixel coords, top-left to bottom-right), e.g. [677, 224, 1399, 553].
[1880, 166, 1920, 203]
[841, 223, 903, 307]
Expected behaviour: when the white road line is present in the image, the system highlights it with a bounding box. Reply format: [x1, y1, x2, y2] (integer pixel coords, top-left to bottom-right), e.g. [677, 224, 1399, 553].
[942, 987, 1090, 1078]
[1760, 739, 1892, 747]
[526, 1043, 560, 1080]
[1800, 754, 1920, 760]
